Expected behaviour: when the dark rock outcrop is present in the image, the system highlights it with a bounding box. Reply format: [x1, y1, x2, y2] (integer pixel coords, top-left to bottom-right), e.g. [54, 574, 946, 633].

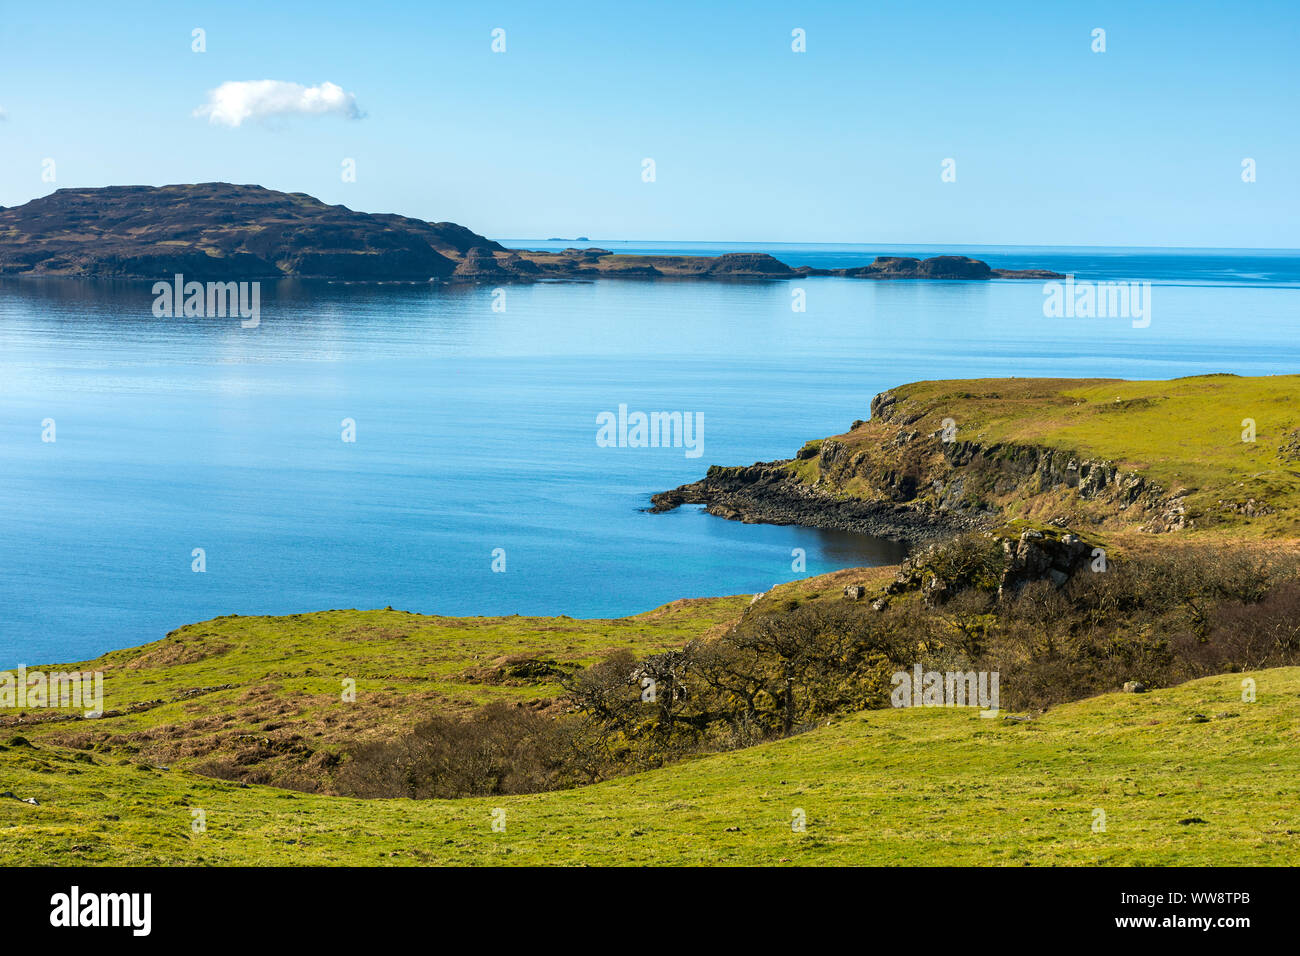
[861, 523, 1102, 612]
[842, 256, 993, 279]
[993, 527, 1095, 596]
[648, 459, 982, 542]
[452, 246, 510, 278]
[501, 252, 541, 274]
[798, 255, 1061, 281]
[705, 252, 797, 277]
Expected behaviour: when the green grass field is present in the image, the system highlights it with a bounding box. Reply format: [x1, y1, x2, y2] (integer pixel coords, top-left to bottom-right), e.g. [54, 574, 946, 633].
[3, 666, 1296, 865]
[0, 597, 748, 792]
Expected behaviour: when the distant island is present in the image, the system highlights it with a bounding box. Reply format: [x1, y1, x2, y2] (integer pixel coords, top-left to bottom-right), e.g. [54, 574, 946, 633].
[0, 183, 1062, 283]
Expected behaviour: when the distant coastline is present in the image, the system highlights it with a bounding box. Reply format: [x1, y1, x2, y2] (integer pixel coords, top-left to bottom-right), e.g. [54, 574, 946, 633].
[0, 183, 1062, 284]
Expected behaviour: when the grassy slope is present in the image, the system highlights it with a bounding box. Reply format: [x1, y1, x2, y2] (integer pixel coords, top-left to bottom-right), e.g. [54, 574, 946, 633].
[793, 374, 1300, 538]
[2, 598, 748, 789]
[3, 667, 1296, 865]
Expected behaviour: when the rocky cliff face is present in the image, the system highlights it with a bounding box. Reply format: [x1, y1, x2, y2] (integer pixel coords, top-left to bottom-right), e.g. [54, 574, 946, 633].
[652, 387, 1177, 543]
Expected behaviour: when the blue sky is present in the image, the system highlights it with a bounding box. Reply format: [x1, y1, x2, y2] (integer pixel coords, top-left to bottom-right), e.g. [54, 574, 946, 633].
[1, 0, 1297, 246]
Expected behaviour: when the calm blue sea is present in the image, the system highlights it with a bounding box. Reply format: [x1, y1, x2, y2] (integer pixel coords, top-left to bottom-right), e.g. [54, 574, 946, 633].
[3, 243, 1299, 666]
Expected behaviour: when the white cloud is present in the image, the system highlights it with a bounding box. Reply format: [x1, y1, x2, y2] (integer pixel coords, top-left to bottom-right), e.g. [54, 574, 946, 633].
[194, 80, 362, 127]
[0, 107, 8, 121]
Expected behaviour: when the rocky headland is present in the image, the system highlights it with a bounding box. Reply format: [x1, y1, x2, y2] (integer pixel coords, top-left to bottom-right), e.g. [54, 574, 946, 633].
[652, 374, 1300, 544]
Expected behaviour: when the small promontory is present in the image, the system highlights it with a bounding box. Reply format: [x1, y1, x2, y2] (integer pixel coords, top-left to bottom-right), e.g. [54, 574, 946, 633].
[652, 374, 1300, 542]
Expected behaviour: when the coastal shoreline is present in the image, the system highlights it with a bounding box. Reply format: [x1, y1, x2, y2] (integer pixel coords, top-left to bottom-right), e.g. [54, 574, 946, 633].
[649, 464, 983, 544]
